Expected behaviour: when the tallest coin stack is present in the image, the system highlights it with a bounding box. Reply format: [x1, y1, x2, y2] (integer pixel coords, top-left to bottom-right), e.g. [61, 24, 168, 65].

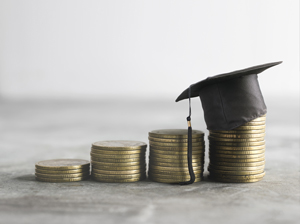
[208, 115, 266, 183]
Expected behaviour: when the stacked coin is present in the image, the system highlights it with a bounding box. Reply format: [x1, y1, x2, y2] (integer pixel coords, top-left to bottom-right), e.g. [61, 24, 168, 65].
[90, 140, 147, 182]
[35, 159, 90, 182]
[148, 129, 205, 183]
[208, 115, 266, 183]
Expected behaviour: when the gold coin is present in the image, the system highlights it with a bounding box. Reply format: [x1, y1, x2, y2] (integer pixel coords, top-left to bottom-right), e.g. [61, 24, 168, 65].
[211, 129, 265, 134]
[149, 152, 202, 160]
[149, 164, 202, 172]
[233, 125, 266, 130]
[91, 157, 145, 163]
[91, 165, 145, 171]
[92, 140, 147, 150]
[209, 152, 265, 159]
[91, 160, 145, 167]
[92, 176, 145, 182]
[209, 172, 265, 180]
[91, 148, 145, 155]
[149, 176, 202, 183]
[149, 160, 203, 168]
[209, 148, 265, 155]
[208, 145, 265, 151]
[35, 168, 89, 174]
[35, 172, 89, 179]
[209, 157, 265, 163]
[149, 156, 203, 163]
[243, 121, 266, 126]
[90, 152, 145, 159]
[148, 172, 202, 181]
[149, 145, 205, 151]
[208, 168, 264, 175]
[149, 169, 203, 176]
[35, 159, 90, 170]
[149, 129, 204, 139]
[210, 160, 265, 167]
[209, 141, 265, 147]
[208, 136, 265, 142]
[208, 175, 264, 183]
[35, 176, 89, 182]
[91, 172, 146, 179]
[150, 148, 204, 155]
[92, 168, 145, 175]
[148, 136, 203, 143]
[208, 164, 265, 171]
[150, 141, 204, 147]
[251, 116, 266, 121]
[209, 132, 265, 139]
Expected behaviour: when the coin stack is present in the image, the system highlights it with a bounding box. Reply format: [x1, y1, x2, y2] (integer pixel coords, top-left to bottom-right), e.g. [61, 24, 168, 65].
[208, 115, 266, 183]
[90, 140, 147, 183]
[35, 159, 90, 182]
[148, 129, 205, 183]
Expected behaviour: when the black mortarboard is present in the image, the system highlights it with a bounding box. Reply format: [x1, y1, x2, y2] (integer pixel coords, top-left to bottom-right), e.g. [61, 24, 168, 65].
[175, 61, 282, 185]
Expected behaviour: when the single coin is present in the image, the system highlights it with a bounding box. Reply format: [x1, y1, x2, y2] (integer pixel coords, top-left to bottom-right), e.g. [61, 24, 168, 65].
[150, 152, 202, 160]
[209, 148, 265, 155]
[148, 172, 202, 180]
[251, 116, 266, 122]
[92, 168, 145, 175]
[209, 132, 265, 139]
[91, 157, 145, 163]
[36, 176, 89, 182]
[35, 172, 89, 179]
[148, 136, 203, 143]
[91, 173, 146, 179]
[208, 168, 264, 175]
[209, 157, 265, 163]
[208, 164, 265, 172]
[149, 156, 203, 163]
[92, 140, 147, 150]
[149, 161, 203, 168]
[149, 129, 204, 139]
[209, 141, 265, 147]
[35, 159, 90, 170]
[91, 148, 145, 155]
[150, 141, 204, 147]
[149, 145, 205, 151]
[208, 145, 265, 151]
[243, 121, 265, 126]
[35, 168, 89, 174]
[91, 160, 145, 167]
[150, 148, 204, 155]
[233, 125, 266, 130]
[91, 165, 145, 171]
[208, 164, 265, 171]
[90, 152, 145, 159]
[208, 176, 264, 183]
[149, 169, 203, 176]
[209, 152, 265, 159]
[149, 176, 202, 183]
[92, 176, 145, 183]
[211, 129, 265, 134]
[209, 160, 265, 167]
[208, 136, 265, 142]
[209, 172, 265, 180]
[149, 164, 202, 172]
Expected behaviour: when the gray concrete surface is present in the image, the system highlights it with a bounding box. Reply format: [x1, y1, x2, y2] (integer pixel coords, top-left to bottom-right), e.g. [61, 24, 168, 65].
[0, 98, 299, 224]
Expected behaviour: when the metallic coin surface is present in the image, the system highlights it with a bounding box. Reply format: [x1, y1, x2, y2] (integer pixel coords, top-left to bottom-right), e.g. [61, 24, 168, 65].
[251, 116, 266, 122]
[208, 145, 265, 151]
[150, 152, 202, 159]
[149, 129, 204, 139]
[91, 173, 146, 179]
[91, 149, 145, 155]
[209, 160, 265, 167]
[35, 159, 90, 170]
[36, 176, 89, 182]
[209, 172, 265, 180]
[149, 164, 202, 172]
[150, 141, 204, 147]
[92, 140, 147, 150]
[148, 172, 202, 180]
[209, 148, 265, 155]
[149, 145, 205, 151]
[91, 160, 145, 167]
[148, 136, 203, 143]
[209, 152, 265, 159]
[208, 175, 264, 183]
[208, 136, 265, 142]
[209, 141, 265, 147]
[91, 165, 145, 171]
[90, 152, 145, 159]
[91, 157, 145, 163]
[149, 176, 202, 183]
[92, 168, 145, 175]
[209, 132, 265, 139]
[149, 156, 203, 163]
[35, 172, 89, 179]
[149, 169, 203, 176]
[35, 168, 89, 174]
[212, 129, 266, 134]
[243, 121, 266, 126]
[149, 160, 203, 168]
[233, 125, 266, 130]
[209, 157, 265, 163]
[92, 176, 145, 182]
[150, 148, 204, 155]
[208, 164, 265, 171]
[208, 168, 264, 175]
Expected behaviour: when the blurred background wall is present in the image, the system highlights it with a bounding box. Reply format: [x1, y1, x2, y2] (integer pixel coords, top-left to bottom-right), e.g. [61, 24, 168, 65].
[0, 0, 299, 101]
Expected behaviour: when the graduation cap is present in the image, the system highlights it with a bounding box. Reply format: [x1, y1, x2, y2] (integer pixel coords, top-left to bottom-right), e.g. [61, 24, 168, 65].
[175, 61, 282, 184]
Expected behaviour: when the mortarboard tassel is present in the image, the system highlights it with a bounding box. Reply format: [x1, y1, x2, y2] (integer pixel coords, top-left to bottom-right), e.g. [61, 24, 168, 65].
[179, 85, 195, 185]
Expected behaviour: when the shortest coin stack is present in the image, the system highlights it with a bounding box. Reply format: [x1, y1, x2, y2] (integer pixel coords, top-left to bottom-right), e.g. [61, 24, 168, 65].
[91, 140, 147, 183]
[208, 115, 266, 183]
[35, 159, 90, 182]
[148, 129, 205, 184]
